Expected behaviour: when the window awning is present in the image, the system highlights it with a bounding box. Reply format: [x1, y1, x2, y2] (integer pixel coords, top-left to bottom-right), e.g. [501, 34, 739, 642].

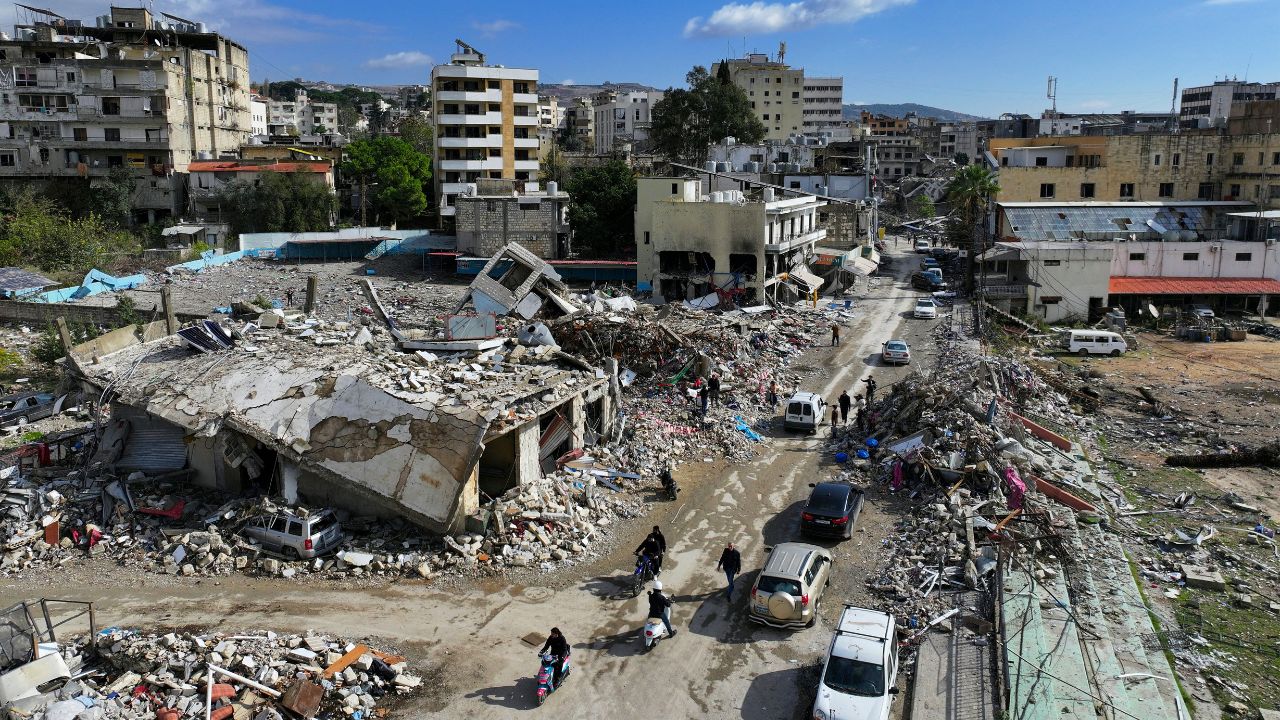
[1108, 277, 1280, 295]
[788, 265, 824, 291]
[848, 256, 878, 277]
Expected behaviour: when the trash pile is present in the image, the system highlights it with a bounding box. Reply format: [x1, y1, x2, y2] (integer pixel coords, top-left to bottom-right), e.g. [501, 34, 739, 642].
[2, 610, 418, 720]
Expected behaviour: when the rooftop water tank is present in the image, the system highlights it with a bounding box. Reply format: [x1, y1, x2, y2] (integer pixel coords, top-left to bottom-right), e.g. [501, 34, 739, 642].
[705, 160, 716, 173]
[546, 181, 558, 196]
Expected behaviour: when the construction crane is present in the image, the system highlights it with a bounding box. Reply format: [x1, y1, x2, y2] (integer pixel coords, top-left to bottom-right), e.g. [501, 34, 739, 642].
[454, 39, 485, 64]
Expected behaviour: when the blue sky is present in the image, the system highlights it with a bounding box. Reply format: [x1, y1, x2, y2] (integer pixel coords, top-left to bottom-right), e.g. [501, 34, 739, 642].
[16, 0, 1278, 116]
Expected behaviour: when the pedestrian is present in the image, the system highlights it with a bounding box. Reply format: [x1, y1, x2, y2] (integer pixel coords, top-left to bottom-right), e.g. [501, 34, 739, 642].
[856, 405, 867, 433]
[648, 581, 676, 638]
[830, 399, 839, 432]
[766, 379, 779, 408]
[709, 373, 721, 407]
[699, 383, 709, 416]
[839, 390, 852, 425]
[830, 322, 840, 346]
[285, 289, 294, 307]
[716, 542, 742, 598]
[863, 376, 878, 408]
[677, 379, 690, 404]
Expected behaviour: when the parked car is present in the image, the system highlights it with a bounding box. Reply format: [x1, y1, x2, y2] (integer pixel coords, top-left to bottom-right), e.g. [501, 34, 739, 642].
[748, 542, 833, 629]
[881, 339, 911, 365]
[1061, 329, 1128, 356]
[240, 509, 344, 559]
[913, 298, 938, 319]
[801, 482, 865, 539]
[811, 605, 900, 720]
[920, 257, 940, 270]
[910, 271, 945, 291]
[783, 392, 827, 433]
[913, 239, 931, 254]
[0, 392, 57, 427]
[929, 247, 959, 261]
[1184, 304, 1215, 320]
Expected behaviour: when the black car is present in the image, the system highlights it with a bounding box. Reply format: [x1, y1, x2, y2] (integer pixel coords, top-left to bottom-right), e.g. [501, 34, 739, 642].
[910, 271, 946, 291]
[801, 482, 864, 539]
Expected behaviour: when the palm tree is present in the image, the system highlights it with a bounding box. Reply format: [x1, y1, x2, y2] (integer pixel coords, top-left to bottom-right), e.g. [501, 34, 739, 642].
[945, 164, 1000, 293]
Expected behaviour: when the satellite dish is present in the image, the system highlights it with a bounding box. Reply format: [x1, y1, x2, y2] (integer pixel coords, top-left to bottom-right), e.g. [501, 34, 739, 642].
[1148, 303, 1159, 318]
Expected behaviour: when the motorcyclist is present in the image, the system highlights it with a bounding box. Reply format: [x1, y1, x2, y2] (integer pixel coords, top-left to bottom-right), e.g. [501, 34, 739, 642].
[539, 627, 570, 688]
[647, 580, 676, 638]
[659, 467, 677, 497]
[635, 526, 667, 575]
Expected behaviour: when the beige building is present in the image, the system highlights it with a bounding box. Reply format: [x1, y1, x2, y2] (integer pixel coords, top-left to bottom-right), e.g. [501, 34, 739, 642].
[712, 54, 805, 141]
[430, 41, 540, 219]
[0, 5, 250, 223]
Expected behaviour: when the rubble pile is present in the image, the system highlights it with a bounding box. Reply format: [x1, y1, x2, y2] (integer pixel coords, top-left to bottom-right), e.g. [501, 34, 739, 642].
[13, 627, 417, 719]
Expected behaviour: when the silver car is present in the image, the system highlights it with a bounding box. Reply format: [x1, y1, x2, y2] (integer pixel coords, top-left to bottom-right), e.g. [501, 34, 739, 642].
[241, 509, 343, 559]
[749, 543, 833, 629]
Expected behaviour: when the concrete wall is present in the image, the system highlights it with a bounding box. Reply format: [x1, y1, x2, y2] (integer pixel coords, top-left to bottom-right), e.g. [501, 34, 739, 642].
[1020, 245, 1115, 323]
[455, 197, 563, 258]
[1110, 240, 1280, 280]
[636, 178, 700, 289]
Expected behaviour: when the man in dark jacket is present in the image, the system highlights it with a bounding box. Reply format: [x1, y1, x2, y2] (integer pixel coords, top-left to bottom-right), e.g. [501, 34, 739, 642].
[538, 627, 570, 687]
[635, 526, 666, 574]
[862, 376, 878, 407]
[708, 374, 721, 406]
[838, 390, 852, 425]
[716, 542, 742, 598]
[648, 581, 676, 637]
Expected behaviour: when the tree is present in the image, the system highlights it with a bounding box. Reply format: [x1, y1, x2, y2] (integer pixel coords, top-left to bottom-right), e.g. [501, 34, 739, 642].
[565, 160, 637, 258]
[909, 193, 936, 219]
[89, 168, 135, 229]
[650, 66, 766, 165]
[945, 164, 1000, 291]
[396, 115, 434, 156]
[954, 152, 970, 166]
[217, 171, 336, 236]
[341, 136, 432, 226]
[0, 187, 137, 272]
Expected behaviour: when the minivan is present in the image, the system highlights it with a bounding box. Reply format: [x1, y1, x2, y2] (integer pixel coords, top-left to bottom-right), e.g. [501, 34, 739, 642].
[1062, 329, 1128, 356]
[748, 542, 833, 629]
[241, 509, 344, 559]
[784, 392, 826, 432]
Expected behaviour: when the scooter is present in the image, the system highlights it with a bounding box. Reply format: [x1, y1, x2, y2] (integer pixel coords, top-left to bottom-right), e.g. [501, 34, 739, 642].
[642, 616, 668, 650]
[535, 652, 570, 705]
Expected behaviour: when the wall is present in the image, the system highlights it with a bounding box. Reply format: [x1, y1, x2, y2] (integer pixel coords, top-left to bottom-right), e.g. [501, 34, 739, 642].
[1021, 244, 1115, 322]
[635, 178, 700, 289]
[455, 197, 561, 258]
[1110, 240, 1280, 280]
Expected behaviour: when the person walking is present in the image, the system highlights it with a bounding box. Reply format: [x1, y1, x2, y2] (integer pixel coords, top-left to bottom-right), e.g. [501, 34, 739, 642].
[839, 390, 852, 425]
[716, 542, 742, 599]
[830, 322, 840, 347]
[863, 376, 878, 408]
[708, 374, 721, 407]
[830, 399, 839, 433]
[856, 404, 867, 433]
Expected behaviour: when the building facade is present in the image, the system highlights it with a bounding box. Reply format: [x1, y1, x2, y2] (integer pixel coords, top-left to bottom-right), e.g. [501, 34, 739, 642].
[802, 76, 844, 132]
[430, 43, 540, 218]
[0, 5, 250, 223]
[712, 54, 805, 141]
[188, 159, 335, 220]
[454, 178, 571, 259]
[268, 90, 338, 136]
[1180, 80, 1280, 129]
[592, 90, 663, 155]
[562, 97, 593, 149]
[249, 94, 268, 137]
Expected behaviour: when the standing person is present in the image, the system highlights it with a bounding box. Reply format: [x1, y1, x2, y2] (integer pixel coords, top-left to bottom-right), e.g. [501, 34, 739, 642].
[708, 373, 721, 407]
[648, 581, 676, 638]
[839, 390, 852, 425]
[767, 379, 779, 408]
[677, 378, 690, 405]
[285, 289, 295, 308]
[830, 399, 839, 433]
[698, 383, 709, 417]
[830, 322, 840, 346]
[856, 405, 867, 433]
[863, 376, 878, 408]
[716, 542, 742, 599]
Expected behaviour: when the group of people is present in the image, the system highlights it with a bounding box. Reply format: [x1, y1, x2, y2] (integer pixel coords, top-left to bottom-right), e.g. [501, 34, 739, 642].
[675, 373, 723, 417]
[823, 375, 877, 433]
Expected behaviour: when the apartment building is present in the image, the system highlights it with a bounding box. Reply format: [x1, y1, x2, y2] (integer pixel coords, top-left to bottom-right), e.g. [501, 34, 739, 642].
[1180, 79, 1280, 129]
[249, 94, 268, 137]
[268, 90, 338, 136]
[712, 54, 805, 141]
[920, 123, 979, 161]
[592, 90, 663, 155]
[860, 111, 911, 137]
[430, 41, 539, 219]
[802, 76, 844, 132]
[562, 97, 593, 148]
[0, 5, 250, 223]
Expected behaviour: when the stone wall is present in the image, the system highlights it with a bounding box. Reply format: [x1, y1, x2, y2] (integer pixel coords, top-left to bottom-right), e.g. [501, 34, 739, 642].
[456, 197, 559, 259]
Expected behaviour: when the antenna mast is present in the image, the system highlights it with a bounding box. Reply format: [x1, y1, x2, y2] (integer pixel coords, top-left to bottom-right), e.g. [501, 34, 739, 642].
[1046, 76, 1058, 115]
[1169, 77, 1179, 134]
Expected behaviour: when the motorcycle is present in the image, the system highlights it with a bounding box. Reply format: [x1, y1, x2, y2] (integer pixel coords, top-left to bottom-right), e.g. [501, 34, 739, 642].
[631, 553, 657, 597]
[659, 469, 679, 501]
[535, 651, 570, 705]
[642, 616, 668, 650]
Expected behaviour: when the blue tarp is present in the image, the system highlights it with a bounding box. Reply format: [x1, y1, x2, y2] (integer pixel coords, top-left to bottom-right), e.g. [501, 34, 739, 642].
[32, 269, 146, 303]
[165, 250, 246, 274]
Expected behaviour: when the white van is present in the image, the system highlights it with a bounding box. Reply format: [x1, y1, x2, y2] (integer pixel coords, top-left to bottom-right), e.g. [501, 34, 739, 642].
[784, 392, 827, 432]
[1063, 330, 1128, 356]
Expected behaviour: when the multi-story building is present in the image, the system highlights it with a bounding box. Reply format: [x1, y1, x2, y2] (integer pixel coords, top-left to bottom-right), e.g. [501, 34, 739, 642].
[249, 94, 268, 137]
[454, 178, 571, 259]
[268, 90, 338, 136]
[860, 111, 911, 137]
[802, 76, 844, 132]
[188, 158, 335, 221]
[1180, 79, 1280, 129]
[430, 41, 539, 219]
[0, 5, 250, 223]
[562, 97, 593, 149]
[592, 90, 663, 155]
[920, 123, 979, 161]
[713, 54, 805, 141]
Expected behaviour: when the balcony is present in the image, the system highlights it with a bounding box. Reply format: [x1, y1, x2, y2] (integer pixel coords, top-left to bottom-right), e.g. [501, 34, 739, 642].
[512, 115, 539, 126]
[437, 111, 505, 126]
[513, 159, 540, 171]
[439, 135, 503, 149]
[766, 228, 827, 253]
[981, 283, 1031, 298]
[513, 137, 540, 149]
[436, 89, 502, 103]
[438, 158, 504, 171]
[512, 92, 539, 105]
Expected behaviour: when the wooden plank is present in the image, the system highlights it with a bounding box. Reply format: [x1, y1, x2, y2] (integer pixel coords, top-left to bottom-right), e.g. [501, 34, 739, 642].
[319, 643, 368, 679]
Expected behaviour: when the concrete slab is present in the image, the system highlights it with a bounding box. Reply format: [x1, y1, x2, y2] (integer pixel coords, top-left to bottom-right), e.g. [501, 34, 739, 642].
[1180, 564, 1227, 591]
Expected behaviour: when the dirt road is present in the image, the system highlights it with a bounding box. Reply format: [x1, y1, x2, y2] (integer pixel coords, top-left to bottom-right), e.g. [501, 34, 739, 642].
[0, 247, 945, 719]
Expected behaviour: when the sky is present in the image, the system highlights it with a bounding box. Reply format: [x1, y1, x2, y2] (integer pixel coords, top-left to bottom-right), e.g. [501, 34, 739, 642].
[9, 0, 1279, 117]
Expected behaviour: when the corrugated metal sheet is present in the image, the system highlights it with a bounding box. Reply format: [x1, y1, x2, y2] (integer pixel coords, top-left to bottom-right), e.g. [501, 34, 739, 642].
[112, 405, 188, 474]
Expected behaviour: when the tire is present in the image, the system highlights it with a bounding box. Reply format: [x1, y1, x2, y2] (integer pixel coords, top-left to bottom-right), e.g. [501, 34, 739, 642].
[16, 416, 28, 426]
[1110, 349, 1120, 357]
[284, 547, 301, 561]
[537, 692, 546, 706]
[1077, 348, 1089, 357]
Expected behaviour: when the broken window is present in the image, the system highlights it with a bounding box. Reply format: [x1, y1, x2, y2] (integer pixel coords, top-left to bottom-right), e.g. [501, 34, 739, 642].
[1119, 183, 1134, 198]
[1080, 183, 1095, 198]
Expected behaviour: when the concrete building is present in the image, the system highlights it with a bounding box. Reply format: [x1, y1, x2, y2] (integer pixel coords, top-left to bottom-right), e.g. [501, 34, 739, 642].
[0, 5, 251, 223]
[592, 90, 663, 155]
[860, 111, 911, 137]
[188, 159, 335, 221]
[430, 41, 540, 218]
[454, 178, 571, 259]
[1180, 79, 1280, 129]
[920, 123, 979, 161]
[713, 54, 805, 141]
[635, 177, 826, 303]
[249, 94, 268, 137]
[268, 90, 338, 136]
[802, 76, 844, 132]
[562, 97, 593, 149]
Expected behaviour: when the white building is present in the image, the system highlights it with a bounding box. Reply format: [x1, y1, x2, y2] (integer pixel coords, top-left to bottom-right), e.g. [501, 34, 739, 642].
[803, 76, 844, 132]
[430, 41, 539, 218]
[268, 90, 338, 136]
[250, 95, 269, 137]
[1039, 115, 1083, 136]
[1180, 79, 1280, 129]
[592, 90, 664, 155]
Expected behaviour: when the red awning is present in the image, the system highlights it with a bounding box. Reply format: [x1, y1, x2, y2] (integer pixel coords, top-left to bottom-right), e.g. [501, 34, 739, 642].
[1108, 277, 1280, 295]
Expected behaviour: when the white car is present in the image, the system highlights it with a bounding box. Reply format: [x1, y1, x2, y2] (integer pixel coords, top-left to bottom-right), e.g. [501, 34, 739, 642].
[913, 298, 937, 319]
[881, 339, 910, 365]
[812, 605, 899, 720]
[913, 239, 931, 254]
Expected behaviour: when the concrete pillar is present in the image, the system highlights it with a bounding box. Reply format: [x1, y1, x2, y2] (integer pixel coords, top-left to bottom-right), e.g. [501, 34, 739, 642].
[514, 419, 542, 484]
[159, 286, 177, 335]
[304, 275, 318, 315]
[54, 317, 73, 358]
[278, 458, 300, 504]
[568, 396, 585, 450]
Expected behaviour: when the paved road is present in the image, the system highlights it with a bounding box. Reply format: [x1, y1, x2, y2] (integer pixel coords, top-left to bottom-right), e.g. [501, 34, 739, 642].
[0, 245, 953, 719]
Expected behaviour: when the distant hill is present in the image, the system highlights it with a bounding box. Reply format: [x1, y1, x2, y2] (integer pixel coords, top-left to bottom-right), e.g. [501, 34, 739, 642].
[843, 103, 986, 122]
[538, 82, 661, 103]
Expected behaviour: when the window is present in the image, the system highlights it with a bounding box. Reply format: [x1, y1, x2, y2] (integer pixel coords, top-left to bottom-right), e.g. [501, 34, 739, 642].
[104, 128, 120, 141]
[1001, 156, 1008, 167]
[1206, 152, 1214, 166]
[792, 91, 800, 99]
[1039, 183, 1055, 198]
[102, 97, 120, 115]
[1197, 182, 1215, 200]
[670, 183, 678, 195]
[1128, 252, 1145, 261]
[65, 72, 74, 83]
[1182, 252, 1199, 261]
[0, 153, 14, 167]
[1034, 156, 1048, 167]
[643, 231, 650, 245]
[1232, 152, 1244, 165]
[15, 68, 35, 87]
[1080, 183, 1095, 198]
[1043, 260, 1062, 267]
[1040, 296, 1061, 305]
[1158, 182, 1174, 197]
[1261, 152, 1266, 165]
[1172, 153, 1180, 167]
[1230, 183, 1241, 197]
[1153, 154, 1161, 166]
[1272, 185, 1280, 200]
[1119, 183, 1134, 198]
[1235, 252, 1252, 262]
[72, 127, 86, 141]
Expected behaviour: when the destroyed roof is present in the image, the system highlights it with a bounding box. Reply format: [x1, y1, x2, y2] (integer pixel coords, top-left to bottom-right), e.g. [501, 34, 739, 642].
[0, 267, 55, 293]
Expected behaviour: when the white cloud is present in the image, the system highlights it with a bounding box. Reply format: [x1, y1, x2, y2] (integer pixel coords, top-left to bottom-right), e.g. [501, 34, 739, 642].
[684, 0, 913, 37]
[364, 51, 433, 70]
[1078, 99, 1110, 110]
[560, 78, 577, 86]
[474, 19, 519, 36]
